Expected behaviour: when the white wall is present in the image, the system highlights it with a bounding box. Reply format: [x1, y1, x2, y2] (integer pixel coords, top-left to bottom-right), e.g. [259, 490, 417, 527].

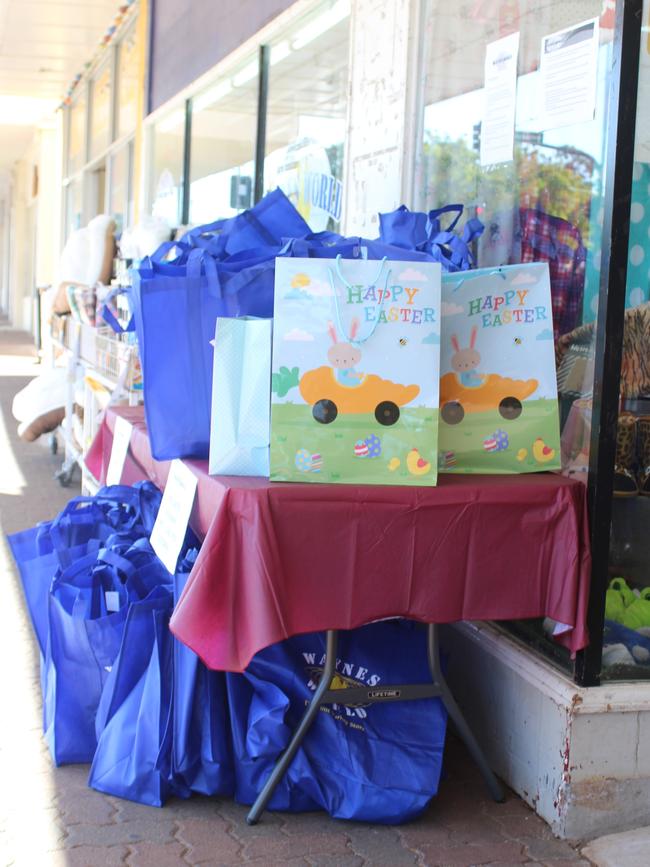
[6, 118, 63, 332]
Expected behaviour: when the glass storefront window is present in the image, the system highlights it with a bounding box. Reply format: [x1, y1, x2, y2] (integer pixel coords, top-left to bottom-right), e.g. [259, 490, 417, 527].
[109, 144, 134, 233]
[65, 180, 83, 239]
[603, 0, 650, 680]
[149, 108, 186, 226]
[188, 59, 258, 225]
[417, 0, 620, 670]
[264, 0, 350, 232]
[68, 91, 87, 177]
[89, 60, 112, 160]
[116, 22, 139, 139]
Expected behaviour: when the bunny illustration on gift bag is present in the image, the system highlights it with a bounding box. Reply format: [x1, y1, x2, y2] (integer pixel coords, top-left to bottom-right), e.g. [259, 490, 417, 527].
[327, 319, 363, 387]
[451, 326, 483, 388]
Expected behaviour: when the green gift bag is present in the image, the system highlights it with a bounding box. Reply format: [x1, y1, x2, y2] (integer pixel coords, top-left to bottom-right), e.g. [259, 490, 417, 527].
[438, 263, 561, 473]
[270, 255, 442, 486]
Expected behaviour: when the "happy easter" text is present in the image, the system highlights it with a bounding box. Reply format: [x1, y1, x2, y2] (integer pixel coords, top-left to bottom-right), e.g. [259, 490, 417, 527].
[346, 285, 436, 325]
[468, 289, 548, 327]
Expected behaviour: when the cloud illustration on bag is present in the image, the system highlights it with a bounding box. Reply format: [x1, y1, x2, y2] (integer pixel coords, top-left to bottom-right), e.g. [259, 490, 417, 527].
[284, 328, 315, 342]
[304, 279, 337, 298]
[284, 287, 311, 301]
[441, 301, 464, 317]
[510, 271, 538, 286]
[536, 328, 553, 341]
[398, 267, 428, 282]
[422, 331, 440, 344]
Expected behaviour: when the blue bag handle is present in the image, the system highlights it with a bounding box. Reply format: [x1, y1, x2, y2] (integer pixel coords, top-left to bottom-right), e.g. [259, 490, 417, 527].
[186, 249, 222, 299]
[427, 204, 464, 235]
[99, 286, 136, 334]
[151, 240, 191, 264]
[182, 218, 227, 247]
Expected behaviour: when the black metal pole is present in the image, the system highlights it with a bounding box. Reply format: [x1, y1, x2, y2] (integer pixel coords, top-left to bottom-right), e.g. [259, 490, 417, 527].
[180, 98, 192, 226]
[574, 0, 643, 687]
[253, 44, 270, 204]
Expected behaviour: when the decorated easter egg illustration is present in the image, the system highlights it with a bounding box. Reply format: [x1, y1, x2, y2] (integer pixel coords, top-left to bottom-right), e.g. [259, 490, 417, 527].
[483, 437, 498, 452]
[494, 429, 509, 451]
[388, 457, 400, 471]
[354, 440, 369, 458]
[442, 450, 457, 468]
[365, 434, 382, 457]
[310, 453, 323, 473]
[516, 448, 528, 461]
[295, 449, 313, 472]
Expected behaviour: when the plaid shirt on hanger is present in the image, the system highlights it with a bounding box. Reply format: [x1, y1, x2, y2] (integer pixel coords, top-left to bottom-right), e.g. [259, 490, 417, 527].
[518, 208, 587, 339]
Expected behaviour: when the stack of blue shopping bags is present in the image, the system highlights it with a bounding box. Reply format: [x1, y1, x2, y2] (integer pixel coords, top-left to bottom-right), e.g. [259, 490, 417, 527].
[9, 481, 449, 821]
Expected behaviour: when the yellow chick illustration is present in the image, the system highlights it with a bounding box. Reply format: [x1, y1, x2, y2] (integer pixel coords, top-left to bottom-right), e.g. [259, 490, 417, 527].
[291, 273, 311, 289]
[516, 448, 528, 462]
[388, 457, 401, 471]
[406, 448, 431, 476]
[532, 437, 556, 464]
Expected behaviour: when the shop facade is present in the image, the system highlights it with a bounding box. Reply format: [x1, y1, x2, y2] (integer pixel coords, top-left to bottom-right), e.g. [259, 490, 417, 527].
[46, 0, 650, 839]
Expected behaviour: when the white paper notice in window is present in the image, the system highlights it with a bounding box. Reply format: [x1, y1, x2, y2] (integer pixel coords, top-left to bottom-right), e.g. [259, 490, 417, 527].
[480, 32, 520, 167]
[540, 19, 599, 131]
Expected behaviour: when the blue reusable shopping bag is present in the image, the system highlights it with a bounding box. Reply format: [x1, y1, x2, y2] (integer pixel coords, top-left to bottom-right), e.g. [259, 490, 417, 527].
[8, 482, 162, 660]
[227, 620, 448, 822]
[171, 560, 234, 796]
[182, 188, 311, 256]
[43, 538, 173, 765]
[378, 203, 484, 271]
[130, 249, 278, 460]
[89, 592, 180, 805]
[90, 552, 234, 806]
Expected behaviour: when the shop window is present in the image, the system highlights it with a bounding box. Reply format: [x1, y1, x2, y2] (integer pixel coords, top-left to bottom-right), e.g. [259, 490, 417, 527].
[263, 0, 350, 231]
[89, 59, 112, 161]
[65, 180, 83, 239]
[417, 0, 619, 672]
[109, 143, 134, 234]
[68, 91, 87, 177]
[603, 1, 650, 681]
[188, 57, 258, 225]
[116, 22, 139, 139]
[149, 108, 186, 227]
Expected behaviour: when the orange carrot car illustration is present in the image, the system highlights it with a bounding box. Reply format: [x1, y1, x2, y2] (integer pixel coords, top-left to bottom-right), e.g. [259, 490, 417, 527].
[439, 372, 538, 425]
[299, 366, 420, 425]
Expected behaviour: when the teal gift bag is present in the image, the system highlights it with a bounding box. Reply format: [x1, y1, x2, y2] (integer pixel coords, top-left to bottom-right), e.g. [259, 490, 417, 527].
[438, 263, 560, 473]
[209, 317, 272, 477]
[270, 256, 442, 485]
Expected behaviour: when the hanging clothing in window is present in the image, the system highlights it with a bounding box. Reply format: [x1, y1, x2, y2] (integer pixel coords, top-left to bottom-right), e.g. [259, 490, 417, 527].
[518, 208, 587, 339]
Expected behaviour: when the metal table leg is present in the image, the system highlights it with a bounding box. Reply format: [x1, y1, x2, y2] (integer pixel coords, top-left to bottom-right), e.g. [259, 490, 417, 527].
[427, 624, 505, 803]
[246, 630, 339, 825]
[246, 622, 504, 825]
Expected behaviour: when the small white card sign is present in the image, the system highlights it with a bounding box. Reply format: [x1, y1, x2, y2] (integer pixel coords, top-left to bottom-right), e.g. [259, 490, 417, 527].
[105, 415, 133, 486]
[150, 460, 198, 574]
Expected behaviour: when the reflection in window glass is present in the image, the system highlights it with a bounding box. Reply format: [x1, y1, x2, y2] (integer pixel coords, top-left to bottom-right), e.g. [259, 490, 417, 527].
[418, 0, 618, 668]
[188, 60, 257, 225]
[68, 92, 87, 176]
[149, 109, 185, 226]
[117, 22, 139, 138]
[65, 180, 83, 239]
[264, 0, 349, 231]
[605, 0, 650, 680]
[90, 60, 112, 160]
[110, 145, 133, 233]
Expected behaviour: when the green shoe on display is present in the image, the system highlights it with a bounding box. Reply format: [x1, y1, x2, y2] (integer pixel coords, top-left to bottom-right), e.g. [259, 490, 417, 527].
[608, 577, 636, 608]
[621, 589, 650, 630]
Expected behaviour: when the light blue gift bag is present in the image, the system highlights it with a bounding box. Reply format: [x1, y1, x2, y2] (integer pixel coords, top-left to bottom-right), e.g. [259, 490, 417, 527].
[209, 317, 272, 477]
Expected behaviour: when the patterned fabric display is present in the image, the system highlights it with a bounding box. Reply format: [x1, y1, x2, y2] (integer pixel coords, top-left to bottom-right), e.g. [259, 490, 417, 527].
[518, 208, 586, 339]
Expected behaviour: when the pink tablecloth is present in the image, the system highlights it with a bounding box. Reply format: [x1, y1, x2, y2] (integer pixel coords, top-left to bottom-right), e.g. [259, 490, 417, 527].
[86, 406, 591, 671]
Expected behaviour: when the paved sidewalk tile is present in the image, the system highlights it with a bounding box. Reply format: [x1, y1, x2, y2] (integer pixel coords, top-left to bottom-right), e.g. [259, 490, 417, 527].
[0, 328, 588, 866]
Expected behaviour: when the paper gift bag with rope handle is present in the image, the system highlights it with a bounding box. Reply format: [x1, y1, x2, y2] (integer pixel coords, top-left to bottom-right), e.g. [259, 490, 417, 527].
[270, 255, 442, 485]
[438, 263, 560, 473]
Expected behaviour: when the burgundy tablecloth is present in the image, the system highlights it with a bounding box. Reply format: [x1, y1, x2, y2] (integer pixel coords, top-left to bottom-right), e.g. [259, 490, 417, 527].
[86, 406, 591, 671]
